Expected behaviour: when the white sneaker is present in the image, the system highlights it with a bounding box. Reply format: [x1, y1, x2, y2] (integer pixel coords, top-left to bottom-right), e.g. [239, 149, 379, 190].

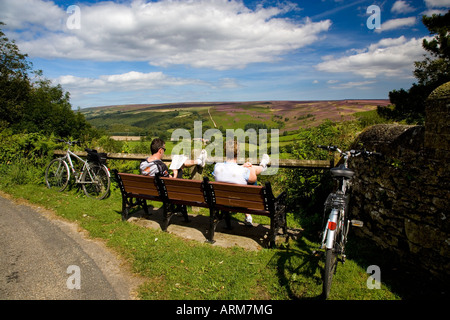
[197, 149, 207, 167]
[244, 214, 253, 227]
[259, 154, 270, 171]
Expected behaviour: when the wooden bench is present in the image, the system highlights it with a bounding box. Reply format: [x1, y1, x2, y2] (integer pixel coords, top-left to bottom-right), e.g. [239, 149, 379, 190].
[113, 170, 190, 231]
[204, 179, 287, 246]
[113, 170, 287, 247]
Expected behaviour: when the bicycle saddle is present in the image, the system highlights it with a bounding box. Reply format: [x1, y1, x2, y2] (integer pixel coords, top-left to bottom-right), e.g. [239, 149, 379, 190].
[330, 164, 355, 179]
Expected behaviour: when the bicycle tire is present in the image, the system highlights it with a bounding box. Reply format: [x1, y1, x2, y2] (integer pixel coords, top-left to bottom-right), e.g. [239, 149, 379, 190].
[81, 164, 110, 200]
[45, 159, 70, 192]
[323, 248, 337, 299]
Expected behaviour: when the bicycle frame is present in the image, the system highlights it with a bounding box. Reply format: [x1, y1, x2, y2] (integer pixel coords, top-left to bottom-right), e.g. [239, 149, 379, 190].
[60, 146, 109, 184]
[320, 149, 350, 251]
[63, 149, 88, 182]
[321, 191, 350, 250]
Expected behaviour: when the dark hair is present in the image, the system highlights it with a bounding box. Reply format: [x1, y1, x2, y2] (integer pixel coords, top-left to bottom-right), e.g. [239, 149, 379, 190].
[150, 138, 165, 155]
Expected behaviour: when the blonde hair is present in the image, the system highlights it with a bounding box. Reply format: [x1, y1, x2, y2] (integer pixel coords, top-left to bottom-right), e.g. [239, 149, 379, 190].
[225, 138, 239, 160]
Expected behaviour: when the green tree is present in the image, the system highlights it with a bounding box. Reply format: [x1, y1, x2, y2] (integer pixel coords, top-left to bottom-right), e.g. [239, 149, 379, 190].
[378, 11, 450, 124]
[0, 22, 32, 130]
[0, 22, 98, 140]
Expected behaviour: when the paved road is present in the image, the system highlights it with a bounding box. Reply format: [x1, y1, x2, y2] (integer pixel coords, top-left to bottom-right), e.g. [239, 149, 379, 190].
[0, 195, 141, 300]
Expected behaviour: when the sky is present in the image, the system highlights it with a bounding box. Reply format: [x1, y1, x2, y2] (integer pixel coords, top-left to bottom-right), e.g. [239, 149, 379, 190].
[1, 0, 450, 109]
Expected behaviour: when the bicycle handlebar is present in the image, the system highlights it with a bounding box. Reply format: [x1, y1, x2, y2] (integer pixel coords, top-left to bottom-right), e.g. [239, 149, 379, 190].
[317, 145, 381, 157]
[56, 139, 81, 146]
[317, 145, 338, 151]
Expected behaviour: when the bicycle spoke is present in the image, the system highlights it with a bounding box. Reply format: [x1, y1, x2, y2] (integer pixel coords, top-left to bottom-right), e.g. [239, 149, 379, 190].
[81, 164, 110, 200]
[45, 159, 69, 192]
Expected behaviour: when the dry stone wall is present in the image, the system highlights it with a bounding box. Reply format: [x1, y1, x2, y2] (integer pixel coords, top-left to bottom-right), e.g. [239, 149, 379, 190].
[347, 82, 450, 282]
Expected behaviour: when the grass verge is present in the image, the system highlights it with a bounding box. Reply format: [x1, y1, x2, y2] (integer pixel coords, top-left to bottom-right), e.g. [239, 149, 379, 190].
[0, 181, 403, 300]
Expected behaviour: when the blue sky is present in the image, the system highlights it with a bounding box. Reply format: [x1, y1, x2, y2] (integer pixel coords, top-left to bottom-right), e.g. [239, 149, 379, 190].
[1, 0, 449, 109]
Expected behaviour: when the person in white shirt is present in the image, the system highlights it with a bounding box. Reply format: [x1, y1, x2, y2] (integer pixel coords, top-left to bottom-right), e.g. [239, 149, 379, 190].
[213, 139, 270, 226]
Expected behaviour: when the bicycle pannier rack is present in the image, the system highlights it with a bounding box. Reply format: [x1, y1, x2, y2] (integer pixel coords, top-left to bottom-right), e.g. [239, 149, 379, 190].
[86, 148, 107, 165]
[324, 192, 349, 211]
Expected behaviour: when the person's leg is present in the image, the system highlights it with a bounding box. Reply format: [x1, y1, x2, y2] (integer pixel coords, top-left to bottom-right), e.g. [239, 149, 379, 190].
[183, 150, 207, 167]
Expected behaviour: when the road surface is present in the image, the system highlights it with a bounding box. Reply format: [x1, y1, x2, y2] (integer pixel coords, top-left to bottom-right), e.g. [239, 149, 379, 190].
[0, 194, 142, 300]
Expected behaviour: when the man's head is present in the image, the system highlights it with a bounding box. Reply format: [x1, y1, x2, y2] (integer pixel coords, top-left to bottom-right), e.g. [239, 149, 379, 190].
[150, 138, 166, 157]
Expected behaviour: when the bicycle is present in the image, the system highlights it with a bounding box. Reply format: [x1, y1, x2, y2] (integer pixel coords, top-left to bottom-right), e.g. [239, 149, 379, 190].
[45, 139, 111, 200]
[316, 145, 381, 299]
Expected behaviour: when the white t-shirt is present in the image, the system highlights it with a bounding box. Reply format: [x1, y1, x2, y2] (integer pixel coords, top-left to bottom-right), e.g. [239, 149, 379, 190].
[213, 162, 250, 185]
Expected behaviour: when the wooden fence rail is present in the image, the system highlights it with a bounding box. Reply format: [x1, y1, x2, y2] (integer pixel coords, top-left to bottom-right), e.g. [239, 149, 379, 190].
[53, 150, 334, 169]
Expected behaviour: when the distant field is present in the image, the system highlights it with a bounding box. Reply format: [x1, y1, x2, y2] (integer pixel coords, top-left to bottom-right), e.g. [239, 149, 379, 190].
[110, 136, 143, 141]
[82, 100, 390, 136]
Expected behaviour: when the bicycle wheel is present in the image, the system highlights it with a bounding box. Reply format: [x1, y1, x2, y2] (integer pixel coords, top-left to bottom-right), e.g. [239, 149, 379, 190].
[81, 164, 110, 200]
[323, 247, 338, 299]
[45, 159, 70, 192]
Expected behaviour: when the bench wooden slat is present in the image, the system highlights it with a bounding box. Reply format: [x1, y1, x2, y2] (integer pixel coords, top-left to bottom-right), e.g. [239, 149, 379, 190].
[159, 177, 208, 207]
[208, 181, 267, 211]
[212, 189, 266, 202]
[209, 182, 264, 194]
[120, 174, 160, 197]
[165, 190, 206, 203]
[126, 188, 159, 197]
[161, 178, 204, 188]
[214, 196, 267, 212]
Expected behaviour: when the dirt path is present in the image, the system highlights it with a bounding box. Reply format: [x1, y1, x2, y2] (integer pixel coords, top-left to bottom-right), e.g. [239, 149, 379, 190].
[208, 108, 217, 128]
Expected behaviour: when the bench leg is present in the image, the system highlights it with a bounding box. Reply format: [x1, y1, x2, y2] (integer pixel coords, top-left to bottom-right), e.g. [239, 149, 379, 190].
[142, 199, 150, 216]
[268, 216, 277, 247]
[162, 203, 172, 231]
[122, 199, 129, 221]
[268, 207, 287, 247]
[179, 205, 190, 223]
[207, 208, 221, 244]
[223, 211, 232, 230]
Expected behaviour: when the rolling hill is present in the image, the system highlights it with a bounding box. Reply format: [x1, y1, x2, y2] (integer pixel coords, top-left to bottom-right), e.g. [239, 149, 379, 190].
[81, 100, 390, 136]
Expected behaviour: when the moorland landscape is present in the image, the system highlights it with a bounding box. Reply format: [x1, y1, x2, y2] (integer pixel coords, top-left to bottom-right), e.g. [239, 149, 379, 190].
[82, 99, 390, 138]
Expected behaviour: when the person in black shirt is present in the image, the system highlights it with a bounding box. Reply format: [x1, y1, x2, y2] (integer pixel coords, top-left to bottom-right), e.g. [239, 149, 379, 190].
[140, 138, 207, 178]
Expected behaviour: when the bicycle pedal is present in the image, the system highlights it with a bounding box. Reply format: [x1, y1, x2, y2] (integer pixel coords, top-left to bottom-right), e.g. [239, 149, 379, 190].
[351, 220, 364, 227]
[312, 250, 323, 257]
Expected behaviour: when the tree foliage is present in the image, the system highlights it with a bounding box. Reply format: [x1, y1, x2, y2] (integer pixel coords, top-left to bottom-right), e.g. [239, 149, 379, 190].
[0, 22, 97, 140]
[378, 11, 450, 124]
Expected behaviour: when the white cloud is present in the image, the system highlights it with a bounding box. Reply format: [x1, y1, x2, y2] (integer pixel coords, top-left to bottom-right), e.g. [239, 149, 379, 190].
[1, 0, 331, 70]
[54, 71, 207, 96]
[391, 1, 416, 14]
[315, 36, 432, 78]
[422, 0, 450, 15]
[0, 0, 65, 31]
[375, 17, 417, 33]
[329, 80, 375, 89]
[424, 0, 450, 8]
